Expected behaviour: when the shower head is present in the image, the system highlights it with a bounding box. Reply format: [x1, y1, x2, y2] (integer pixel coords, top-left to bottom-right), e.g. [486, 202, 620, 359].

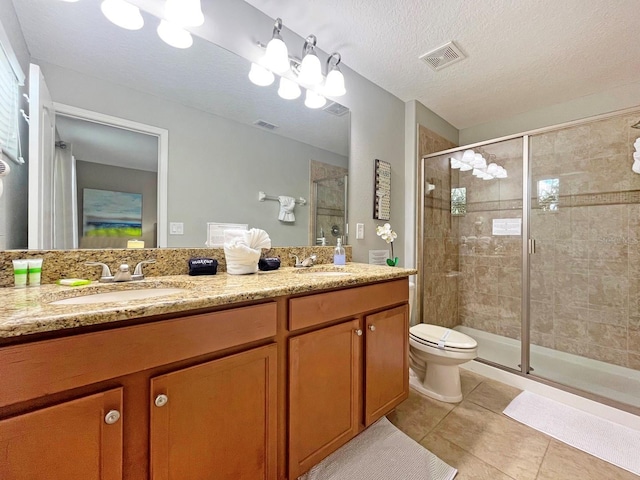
[632, 120, 640, 129]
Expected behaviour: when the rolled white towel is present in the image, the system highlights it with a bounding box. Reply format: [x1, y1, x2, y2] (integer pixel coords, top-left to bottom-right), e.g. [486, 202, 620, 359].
[248, 228, 271, 250]
[224, 240, 261, 275]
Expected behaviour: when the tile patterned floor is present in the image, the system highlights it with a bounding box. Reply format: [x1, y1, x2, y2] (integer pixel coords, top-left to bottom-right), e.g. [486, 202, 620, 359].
[387, 370, 639, 479]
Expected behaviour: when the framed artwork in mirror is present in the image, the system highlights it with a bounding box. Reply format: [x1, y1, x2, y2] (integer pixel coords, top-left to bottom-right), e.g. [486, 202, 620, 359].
[373, 159, 390, 220]
[82, 188, 142, 237]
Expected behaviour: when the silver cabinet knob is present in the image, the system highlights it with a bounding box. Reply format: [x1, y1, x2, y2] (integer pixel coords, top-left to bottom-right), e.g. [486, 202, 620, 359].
[355, 329, 363, 336]
[368, 324, 376, 332]
[155, 394, 169, 407]
[104, 409, 121, 425]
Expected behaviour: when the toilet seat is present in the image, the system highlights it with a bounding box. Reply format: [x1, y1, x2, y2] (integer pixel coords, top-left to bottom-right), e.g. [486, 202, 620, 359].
[409, 324, 477, 352]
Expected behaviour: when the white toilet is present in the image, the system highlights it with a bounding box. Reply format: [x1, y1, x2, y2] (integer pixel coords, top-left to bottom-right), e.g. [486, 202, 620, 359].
[409, 324, 478, 403]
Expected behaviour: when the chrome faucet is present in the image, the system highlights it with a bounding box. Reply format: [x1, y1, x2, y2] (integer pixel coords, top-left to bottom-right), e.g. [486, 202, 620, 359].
[290, 254, 317, 268]
[86, 259, 156, 283]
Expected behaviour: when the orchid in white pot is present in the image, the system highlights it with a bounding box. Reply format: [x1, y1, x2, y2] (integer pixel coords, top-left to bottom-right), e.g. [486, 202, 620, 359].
[376, 223, 398, 266]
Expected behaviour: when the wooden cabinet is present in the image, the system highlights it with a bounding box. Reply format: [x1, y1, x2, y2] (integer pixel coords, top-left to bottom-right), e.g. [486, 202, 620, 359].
[0, 303, 277, 480]
[288, 320, 361, 477]
[150, 344, 277, 480]
[0, 388, 123, 480]
[0, 276, 409, 480]
[364, 305, 409, 426]
[288, 279, 409, 479]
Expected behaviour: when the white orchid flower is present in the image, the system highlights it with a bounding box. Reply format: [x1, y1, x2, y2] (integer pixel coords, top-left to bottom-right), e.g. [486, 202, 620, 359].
[376, 223, 397, 244]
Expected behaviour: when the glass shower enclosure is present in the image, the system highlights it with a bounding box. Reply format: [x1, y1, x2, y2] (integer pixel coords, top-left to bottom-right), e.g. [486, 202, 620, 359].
[419, 108, 640, 411]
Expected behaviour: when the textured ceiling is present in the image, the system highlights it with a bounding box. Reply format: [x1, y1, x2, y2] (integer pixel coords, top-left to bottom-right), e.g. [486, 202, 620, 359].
[12, 0, 349, 157]
[244, 0, 640, 129]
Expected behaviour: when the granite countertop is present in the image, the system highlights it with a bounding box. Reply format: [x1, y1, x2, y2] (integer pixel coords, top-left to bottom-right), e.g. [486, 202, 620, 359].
[0, 263, 416, 339]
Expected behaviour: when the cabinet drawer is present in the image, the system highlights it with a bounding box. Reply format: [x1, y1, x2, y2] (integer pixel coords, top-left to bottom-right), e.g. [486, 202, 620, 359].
[289, 278, 408, 331]
[0, 303, 277, 408]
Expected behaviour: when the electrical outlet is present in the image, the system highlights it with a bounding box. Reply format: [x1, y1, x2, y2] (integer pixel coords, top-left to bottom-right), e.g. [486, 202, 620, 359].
[169, 222, 184, 235]
[356, 223, 365, 239]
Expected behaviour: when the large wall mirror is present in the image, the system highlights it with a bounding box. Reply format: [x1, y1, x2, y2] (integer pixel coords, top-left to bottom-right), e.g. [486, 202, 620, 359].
[4, 0, 349, 250]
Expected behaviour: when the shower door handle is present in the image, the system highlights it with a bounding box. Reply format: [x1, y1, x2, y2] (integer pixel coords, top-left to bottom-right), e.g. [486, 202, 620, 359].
[528, 238, 536, 254]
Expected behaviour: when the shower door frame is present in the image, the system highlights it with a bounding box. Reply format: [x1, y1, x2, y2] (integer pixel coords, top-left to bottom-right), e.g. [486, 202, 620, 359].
[417, 105, 640, 413]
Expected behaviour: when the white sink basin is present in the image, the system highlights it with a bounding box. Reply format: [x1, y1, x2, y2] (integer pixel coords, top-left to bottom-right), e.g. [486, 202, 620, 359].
[50, 288, 188, 305]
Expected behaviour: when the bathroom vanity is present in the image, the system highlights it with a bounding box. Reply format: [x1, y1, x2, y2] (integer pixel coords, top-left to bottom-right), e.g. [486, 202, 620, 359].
[0, 264, 414, 480]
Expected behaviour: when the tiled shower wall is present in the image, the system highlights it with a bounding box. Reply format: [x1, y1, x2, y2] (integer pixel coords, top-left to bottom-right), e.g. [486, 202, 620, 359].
[529, 113, 640, 369]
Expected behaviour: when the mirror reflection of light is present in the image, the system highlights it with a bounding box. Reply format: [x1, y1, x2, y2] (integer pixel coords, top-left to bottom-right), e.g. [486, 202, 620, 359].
[278, 77, 301, 100]
[157, 20, 193, 49]
[248, 62, 275, 87]
[304, 89, 327, 109]
[100, 0, 144, 30]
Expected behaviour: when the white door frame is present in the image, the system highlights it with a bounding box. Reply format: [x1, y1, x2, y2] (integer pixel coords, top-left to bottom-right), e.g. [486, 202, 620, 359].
[53, 102, 169, 248]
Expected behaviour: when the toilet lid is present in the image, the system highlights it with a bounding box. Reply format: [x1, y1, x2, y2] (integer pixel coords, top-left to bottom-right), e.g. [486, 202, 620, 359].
[410, 324, 477, 350]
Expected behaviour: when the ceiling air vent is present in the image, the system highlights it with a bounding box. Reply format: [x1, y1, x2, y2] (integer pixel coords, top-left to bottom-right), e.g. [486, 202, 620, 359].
[323, 101, 349, 116]
[253, 119, 279, 130]
[419, 41, 466, 71]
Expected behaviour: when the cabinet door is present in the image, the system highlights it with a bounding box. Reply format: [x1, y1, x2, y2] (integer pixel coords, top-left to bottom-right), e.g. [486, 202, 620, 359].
[150, 344, 277, 480]
[289, 319, 361, 478]
[364, 305, 409, 426]
[0, 387, 123, 480]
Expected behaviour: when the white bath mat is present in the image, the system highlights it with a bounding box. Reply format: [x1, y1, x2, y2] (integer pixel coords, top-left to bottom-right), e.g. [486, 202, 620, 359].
[504, 391, 640, 475]
[299, 416, 457, 480]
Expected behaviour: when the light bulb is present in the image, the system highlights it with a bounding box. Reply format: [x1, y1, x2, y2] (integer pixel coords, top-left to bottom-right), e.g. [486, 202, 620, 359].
[450, 158, 462, 169]
[324, 68, 346, 97]
[165, 0, 204, 27]
[472, 168, 484, 177]
[101, 0, 144, 30]
[278, 77, 301, 100]
[157, 20, 193, 48]
[486, 163, 499, 175]
[472, 154, 487, 169]
[298, 53, 323, 86]
[248, 62, 274, 86]
[304, 89, 326, 109]
[461, 149, 475, 163]
[459, 163, 473, 172]
[264, 37, 290, 74]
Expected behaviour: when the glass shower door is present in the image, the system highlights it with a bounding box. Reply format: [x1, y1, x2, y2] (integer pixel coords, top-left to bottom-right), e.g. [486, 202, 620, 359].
[528, 113, 640, 408]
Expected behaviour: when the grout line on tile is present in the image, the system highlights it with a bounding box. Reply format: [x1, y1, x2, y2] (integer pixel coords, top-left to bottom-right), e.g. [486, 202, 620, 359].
[533, 440, 552, 480]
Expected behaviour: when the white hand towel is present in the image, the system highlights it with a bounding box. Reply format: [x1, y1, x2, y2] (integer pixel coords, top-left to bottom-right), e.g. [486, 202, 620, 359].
[248, 228, 271, 250]
[278, 196, 296, 223]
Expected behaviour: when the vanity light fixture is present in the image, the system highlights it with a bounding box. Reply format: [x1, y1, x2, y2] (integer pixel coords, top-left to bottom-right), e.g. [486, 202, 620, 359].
[263, 18, 290, 74]
[304, 89, 327, 109]
[248, 62, 275, 87]
[324, 53, 346, 97]
[101, 0, 144, 30]
[164, 0, 204, 27]
[249, 18, 346, 109]
[278, 77, 301, 100]
[157, 20, 193, 49]
[451, 150, 507, 179]
[298, 35, 323, 87]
